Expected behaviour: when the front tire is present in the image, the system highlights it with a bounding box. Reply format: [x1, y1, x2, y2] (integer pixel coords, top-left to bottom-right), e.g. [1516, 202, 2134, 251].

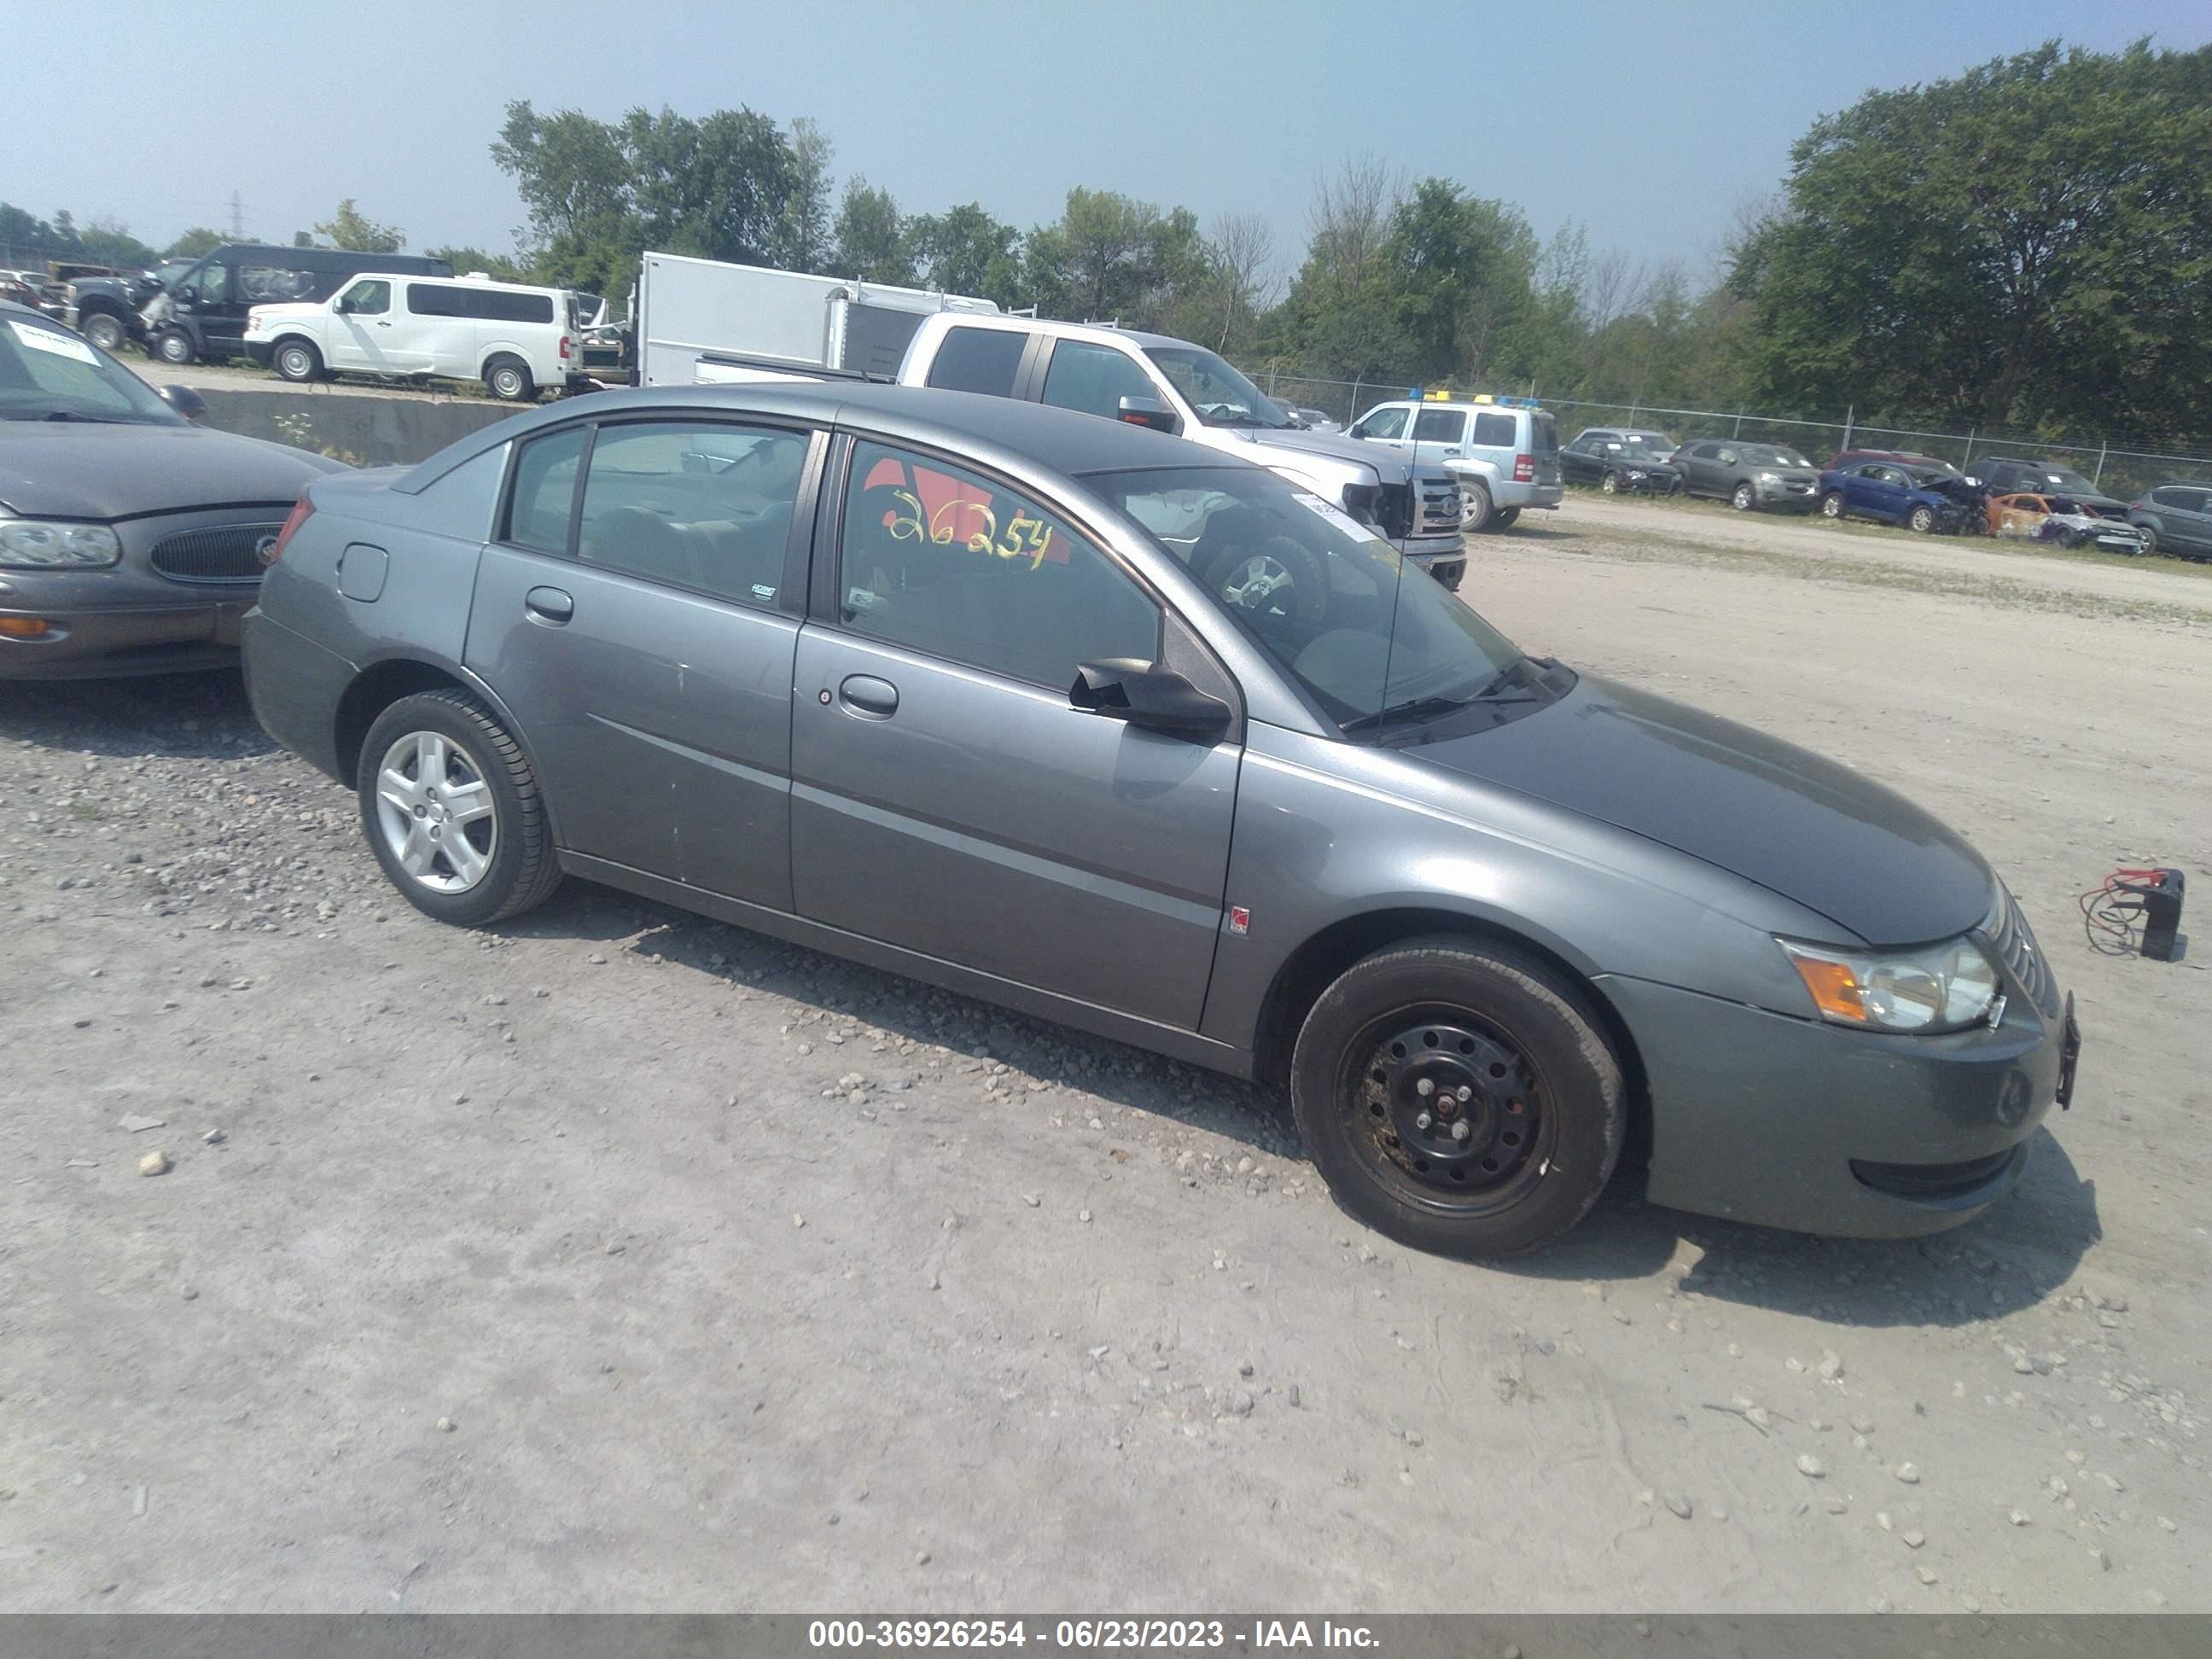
[1731, 481, 1756, 511]
[1289, 938, 1625, 1259]
[485, 355, 535, 402]
[1599, 470, 1621, 496]
[357, 690, 562, 927]
[154, 328, 195, 366]
[81, 311, 126, 353]
[273, 339, 323, 383]
[1907, 504, 1936, 533]
[1461, 481, 1494, 532]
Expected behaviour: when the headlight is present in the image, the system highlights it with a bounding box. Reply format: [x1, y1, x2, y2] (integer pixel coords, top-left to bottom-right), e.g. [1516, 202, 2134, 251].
[1627, 469, 1647, 480]
[0, 519, 123, 569]
[1757, 471, 1781, 484]
[1779, 935, 2000, 1033]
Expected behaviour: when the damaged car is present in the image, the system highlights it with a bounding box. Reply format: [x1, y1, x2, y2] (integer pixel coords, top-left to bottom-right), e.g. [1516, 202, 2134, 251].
[1987, 492, 2151, 553]
[1818, 459, 1979, 533]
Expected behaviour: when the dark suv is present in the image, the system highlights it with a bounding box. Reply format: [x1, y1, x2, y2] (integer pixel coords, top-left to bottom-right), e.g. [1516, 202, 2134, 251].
[1971, 457, 2132, 519]
[1673, 439, 1822, 511]
[2128, 484, 2212, 560]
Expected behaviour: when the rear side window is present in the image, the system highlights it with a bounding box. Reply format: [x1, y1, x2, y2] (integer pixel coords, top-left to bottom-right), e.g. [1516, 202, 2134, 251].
[924, 326, 1027, 397]
[479, 289, 556, 324]
[1412, 408, 1465, 443]
[239, 263, 320, 303]
[575, 422, 807, 607]
[406, 283, 473, 318]
[1039, 339, 1159, 420]
[1471, 411, 1516, 446]
[505, 425, 588, 555]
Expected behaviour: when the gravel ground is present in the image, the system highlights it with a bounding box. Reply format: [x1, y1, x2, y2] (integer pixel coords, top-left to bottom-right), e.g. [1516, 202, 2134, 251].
[1, 507, 2206, 1614]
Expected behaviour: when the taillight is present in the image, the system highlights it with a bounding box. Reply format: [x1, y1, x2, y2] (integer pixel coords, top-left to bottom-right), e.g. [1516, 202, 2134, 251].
[263, 494, 314, 566]
[559, 335, 573, 360]
[1513, 453, 1534, 483]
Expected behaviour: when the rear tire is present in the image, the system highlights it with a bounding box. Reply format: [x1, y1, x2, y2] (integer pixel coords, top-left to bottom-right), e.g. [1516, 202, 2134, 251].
[2135, 524, 2157, 556]
[485, 355, 535, 403]
[1820, 491, 1845, 520]
[357, 690, 562, 928]
[80, 311, 125, 353]
[154, 328, 195, 366]
[1289, 937, 1625, 1259]
[1461, 481, 1494, 532]
[1490, 506, 1521, 530]
[273, 339, 323, 383]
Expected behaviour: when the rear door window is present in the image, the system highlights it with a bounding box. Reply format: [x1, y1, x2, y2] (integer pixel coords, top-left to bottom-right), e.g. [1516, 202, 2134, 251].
[405, 282, 474, 317]
[1412, 408, 1466, 443]
[924, 326, 1027, 397]
[575, 422, 809, 607]
[1039, 340, 1159, 421]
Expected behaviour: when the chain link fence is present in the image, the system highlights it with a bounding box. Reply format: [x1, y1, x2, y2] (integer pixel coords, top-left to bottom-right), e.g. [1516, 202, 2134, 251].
[1252, 370, 2212, 503]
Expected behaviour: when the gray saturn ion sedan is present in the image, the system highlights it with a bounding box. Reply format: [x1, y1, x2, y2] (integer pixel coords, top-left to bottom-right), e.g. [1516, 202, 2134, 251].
[0, 300, 343, 679]
[242, 384, 2081, 1259]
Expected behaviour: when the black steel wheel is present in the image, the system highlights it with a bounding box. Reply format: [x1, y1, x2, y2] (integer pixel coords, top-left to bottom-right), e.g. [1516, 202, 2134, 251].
[1290, 937, 1624, 1257]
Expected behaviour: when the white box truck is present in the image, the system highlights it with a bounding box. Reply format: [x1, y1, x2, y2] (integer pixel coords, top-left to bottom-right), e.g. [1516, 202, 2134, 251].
[634, 251, 1001, 388]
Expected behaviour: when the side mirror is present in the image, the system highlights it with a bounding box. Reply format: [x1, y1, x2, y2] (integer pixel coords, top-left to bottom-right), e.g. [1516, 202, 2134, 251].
[1115, 395, 1177, 434]
[158, 385, 207, 422]
[334, 297, 354, 315]
[1070, 659, 1230, 739]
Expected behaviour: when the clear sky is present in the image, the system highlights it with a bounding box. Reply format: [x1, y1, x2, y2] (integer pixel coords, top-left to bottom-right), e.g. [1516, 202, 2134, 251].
[4, 0, 2206, 282]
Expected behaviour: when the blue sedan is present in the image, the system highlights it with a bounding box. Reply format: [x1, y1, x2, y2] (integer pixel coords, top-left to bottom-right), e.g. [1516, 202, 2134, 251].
[1819, 461, 1972, 533]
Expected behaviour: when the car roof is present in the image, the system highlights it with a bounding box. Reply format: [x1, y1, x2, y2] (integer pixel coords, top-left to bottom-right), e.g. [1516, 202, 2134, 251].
[399, 381, 1236, 494]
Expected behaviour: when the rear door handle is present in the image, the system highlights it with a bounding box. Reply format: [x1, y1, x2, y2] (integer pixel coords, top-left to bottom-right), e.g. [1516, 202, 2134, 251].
[836, 674, 899, 718]
[524, 585, 573, 624]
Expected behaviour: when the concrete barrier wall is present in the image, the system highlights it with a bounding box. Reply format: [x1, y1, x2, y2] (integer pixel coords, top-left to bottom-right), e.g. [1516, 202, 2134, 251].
[191, 387, 522, 469]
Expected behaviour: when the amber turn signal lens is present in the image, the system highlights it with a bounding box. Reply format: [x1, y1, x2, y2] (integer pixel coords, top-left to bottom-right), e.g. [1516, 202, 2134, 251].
[0, 616, 51, 638]
[1788, 953, 1868, 1023]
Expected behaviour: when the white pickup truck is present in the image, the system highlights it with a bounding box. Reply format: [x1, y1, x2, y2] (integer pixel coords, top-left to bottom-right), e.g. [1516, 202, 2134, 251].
[892, 314, 1466, 588]
[631, 253, 1468, 588]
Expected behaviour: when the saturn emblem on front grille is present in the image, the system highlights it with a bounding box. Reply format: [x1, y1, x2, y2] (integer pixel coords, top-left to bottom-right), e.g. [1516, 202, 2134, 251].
[254, 533, 280, 566]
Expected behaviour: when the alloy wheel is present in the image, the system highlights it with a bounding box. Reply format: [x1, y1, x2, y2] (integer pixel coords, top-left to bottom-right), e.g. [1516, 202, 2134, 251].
[373, 730, 499, 894]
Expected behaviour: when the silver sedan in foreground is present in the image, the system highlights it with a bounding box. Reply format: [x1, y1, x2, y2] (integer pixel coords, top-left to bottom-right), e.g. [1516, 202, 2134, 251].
[242, 384, 2080, 1258]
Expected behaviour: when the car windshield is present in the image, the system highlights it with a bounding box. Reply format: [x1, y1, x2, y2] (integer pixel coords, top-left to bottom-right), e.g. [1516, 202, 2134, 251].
[1142, 346, 1295, 429]
[1742, 445, 1811, 468]
[0, 315, 183, 424]
[2039, 469, 2098, 494]
[1620, 433, 1674, 454]
[1094, 464, 1544, 736]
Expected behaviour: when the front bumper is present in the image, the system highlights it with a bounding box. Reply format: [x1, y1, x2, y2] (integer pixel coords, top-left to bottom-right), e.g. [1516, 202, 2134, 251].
[1756, 479, 1823, 511]
[1604, 973, 2072, 1237]
[1401, 532, 1467, 592]
[0, 595, 252, 679]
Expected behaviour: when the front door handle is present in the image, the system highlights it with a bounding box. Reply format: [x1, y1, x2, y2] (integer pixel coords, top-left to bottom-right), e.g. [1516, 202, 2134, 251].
[524, 585, 573, 624]
[836, 673, 899, 718]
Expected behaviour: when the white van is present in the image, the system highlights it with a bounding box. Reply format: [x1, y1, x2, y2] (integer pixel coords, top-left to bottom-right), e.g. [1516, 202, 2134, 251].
[244, 273, 583, 401]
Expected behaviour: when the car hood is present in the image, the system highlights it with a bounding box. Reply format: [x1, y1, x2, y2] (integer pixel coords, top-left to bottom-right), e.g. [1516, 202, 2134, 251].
[0, 422, 341, 519]
[1407, 672, 1994, 946]
[1224, 425, 1422, 485]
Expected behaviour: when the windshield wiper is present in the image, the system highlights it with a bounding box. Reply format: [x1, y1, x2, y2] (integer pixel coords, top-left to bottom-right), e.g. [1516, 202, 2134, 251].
[36, 410, 132, 424]
[1341, 666, 1549, 735]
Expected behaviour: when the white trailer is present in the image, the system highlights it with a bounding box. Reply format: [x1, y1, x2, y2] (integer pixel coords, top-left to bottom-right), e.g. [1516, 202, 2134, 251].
[635, 251, 1001, 388]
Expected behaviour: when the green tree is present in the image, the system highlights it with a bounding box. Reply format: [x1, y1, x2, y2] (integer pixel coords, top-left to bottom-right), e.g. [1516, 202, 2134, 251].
[1732, 38, 2212, 434]
[831, 178, 916, 284]
[1024, 188, 1207, 331]
[314, 199, 405, 253]
[906, 202, 1023, 305]
[1384, 179, 1536, 385]
[292, 230, 314, 248]
[166, 227, 224, 259]
[428, 245, 527, 283]
[777, 115, 835, 271]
